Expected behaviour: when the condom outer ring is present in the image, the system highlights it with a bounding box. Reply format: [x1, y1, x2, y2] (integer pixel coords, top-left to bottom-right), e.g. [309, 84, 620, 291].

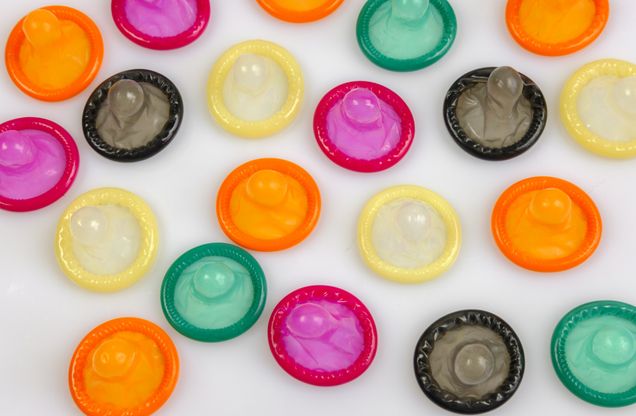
[561, 59, 636, 158]
[111, 0, 210, 50]
[444, 67, 547, 161]
[313, 81, 415, 172]
[491, 176, 602, 272]
[506, 0, 609, 56]
[207, 40, 304, 138]
[55, 187, 159, 292]
[551, 300, 636, 407]
[268, 285, 378, 386]
[358, 185, 461, 284]
[69, 317, 179, 416]
[0, 117, 79, 212]
[5, 5, 104, 101]
[216, 158, 321, 251]
[257, 0, 344, 23]
[82, 69, 183, 162]
[414, 310, 525, 414]
[161, 243, 267, 342]
[356, 0, 457, 72]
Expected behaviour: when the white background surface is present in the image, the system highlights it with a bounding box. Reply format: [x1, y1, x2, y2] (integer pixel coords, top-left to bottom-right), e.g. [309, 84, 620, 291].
[1, 1, 636, 415]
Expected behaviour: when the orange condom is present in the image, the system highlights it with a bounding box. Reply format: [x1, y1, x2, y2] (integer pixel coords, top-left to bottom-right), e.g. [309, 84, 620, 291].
[506, 0, 609, 56]
[257, 0, 344, 23]
[216, 158, 321, 251]
[5, 6, 103, 101]
[492, 177, 602, 272]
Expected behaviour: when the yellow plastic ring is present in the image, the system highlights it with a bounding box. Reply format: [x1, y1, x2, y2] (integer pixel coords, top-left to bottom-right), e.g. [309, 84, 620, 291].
[55, 188, 158, 292]
[207, 40, 304, 138]
[561, 59, 636, 158]
[358, 185, 461, 284]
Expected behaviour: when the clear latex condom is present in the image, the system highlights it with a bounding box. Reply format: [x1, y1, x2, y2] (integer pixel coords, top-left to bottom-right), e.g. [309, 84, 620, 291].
[561, 59, 636, 158]
[257, 0, 344, 23]
[0, 117, 79, 212]
[69, 317, 179, 416]
[207, 40, 304, 138]
[5, 6, 103, 101]
[55, 188, 159, 292]
[268, 285, 378, 386]
[358, 185, 461, 283]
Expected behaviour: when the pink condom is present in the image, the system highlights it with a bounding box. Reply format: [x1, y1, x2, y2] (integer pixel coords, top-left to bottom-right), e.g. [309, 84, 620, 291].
[111, 0, 211, 50]
[268, 285, 378, 386]
[0, 117, 79, 212]
[314, 81, 415, 172]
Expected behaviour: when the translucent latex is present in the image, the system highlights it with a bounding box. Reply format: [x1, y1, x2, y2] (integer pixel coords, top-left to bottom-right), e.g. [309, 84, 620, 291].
[518, 0, 596, 44]
[565, 315, 636, 394]
[281, 299, 364, 371]
[505, 188, 588, 260]
[230, 169, 308, 240]
[18, 9, 91, 90]
[96, 79, 170, 150]
[174, 256, 254, 330]
[456, 67, 532, 148]
[124, 0, 198, 37]
[430, 326, 511, 399]
[577, 76, 636, 142]
[326, 88, 401, 160]
[371, 198, 447, 268]
[0, 129, 65, 200]
[84, 331, 165, 408]
[70, 205, 141, 275]
[222, 53, 289, 121]
[368, 0, 444, 60]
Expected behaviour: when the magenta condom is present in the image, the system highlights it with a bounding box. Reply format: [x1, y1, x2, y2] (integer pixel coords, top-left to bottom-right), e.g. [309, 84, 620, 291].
[268, 285, 378, 386]
[314, 81, 415, 173]
[0, 117, 79, 212]
[111, 0, 211, 50]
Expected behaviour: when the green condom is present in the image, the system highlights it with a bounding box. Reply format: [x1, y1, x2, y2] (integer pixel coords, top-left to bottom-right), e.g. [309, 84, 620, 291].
[356, 0, 457, 72]
[551, 300, 636, 407]
[161, 243, 267, 342]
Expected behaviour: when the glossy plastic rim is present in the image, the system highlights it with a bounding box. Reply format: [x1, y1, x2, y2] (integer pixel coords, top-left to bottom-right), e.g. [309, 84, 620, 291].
[69, 317, 179, 416]
[551, 300, 636, 407]
[161, 243, 267, 342]
[358, 185, 462, 283]
[561, 59, 636, 158]
[268, 285, 378, 386]
[492, 176, 602, 272]
[207, 40, 304, 138]
[111, 0, 210, 50]
[313, 81, 415, 172]
[216, 158, 321, 251]
[506, 0, 609, 56]
[356, 0, 457, 72]
[0, 117, 79, 212]
[55, 188, 159, 292]
[256, 0, 344, 23]
[5, 5, 104, 101]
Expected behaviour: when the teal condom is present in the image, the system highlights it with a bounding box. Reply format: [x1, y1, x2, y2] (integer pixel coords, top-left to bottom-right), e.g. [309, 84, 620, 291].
[161, 243, 267, 342]
[356, 0, 457, 72]
[551, 301, 636, 407]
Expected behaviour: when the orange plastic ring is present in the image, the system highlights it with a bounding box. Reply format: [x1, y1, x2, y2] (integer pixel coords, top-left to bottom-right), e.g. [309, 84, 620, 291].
[217, 158, 321, 251]
[492, 176, 602, 272]
[506, 0, 609, 56]
[69, 317, 179, 416]
[5, 6, 104, 101]
[257, 0, 344, 23]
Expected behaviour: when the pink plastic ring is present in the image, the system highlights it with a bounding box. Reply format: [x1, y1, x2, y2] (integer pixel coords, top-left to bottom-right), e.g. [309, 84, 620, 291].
[0, 117, 79, 212]
[268, 285, 378, 386]
[313, 81, 415, 172]
[111, 0, 211, 50]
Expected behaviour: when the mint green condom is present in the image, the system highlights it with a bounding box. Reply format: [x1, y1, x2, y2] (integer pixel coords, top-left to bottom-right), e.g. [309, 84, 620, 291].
[552, 300, 636, 407]
[356, 0, 457, 72]
[161, 243, 266, 342]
